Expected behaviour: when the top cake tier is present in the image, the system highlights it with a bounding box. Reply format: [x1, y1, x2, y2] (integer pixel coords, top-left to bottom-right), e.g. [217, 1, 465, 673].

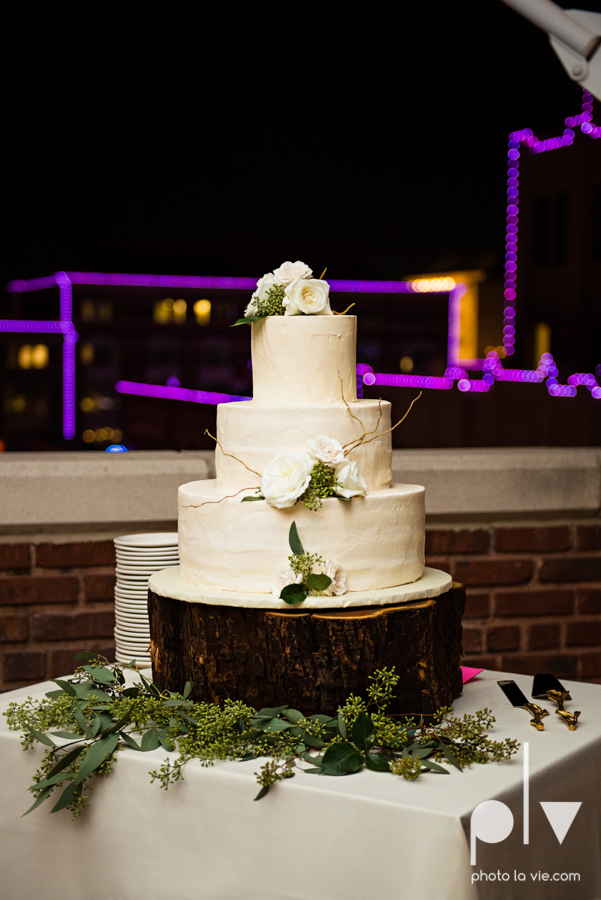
[251, 315, 357, 404]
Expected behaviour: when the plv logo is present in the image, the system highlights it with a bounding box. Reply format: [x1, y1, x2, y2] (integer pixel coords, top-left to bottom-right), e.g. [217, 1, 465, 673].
[470, 743, 582, 865]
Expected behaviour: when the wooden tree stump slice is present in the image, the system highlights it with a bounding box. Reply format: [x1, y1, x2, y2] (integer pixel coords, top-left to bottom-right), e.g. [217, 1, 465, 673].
[148, 584, 466, 715]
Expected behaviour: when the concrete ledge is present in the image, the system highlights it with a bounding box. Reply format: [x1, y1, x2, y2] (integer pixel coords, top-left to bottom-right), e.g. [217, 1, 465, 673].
[0, 451, 212, 530]
[1, 447, 599, 530]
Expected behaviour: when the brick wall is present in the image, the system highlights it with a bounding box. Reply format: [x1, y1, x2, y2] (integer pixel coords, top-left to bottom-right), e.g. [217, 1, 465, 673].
[426, 522, 601, 683]
[1, 521, 600, 692]
[0, 540, 116, 691]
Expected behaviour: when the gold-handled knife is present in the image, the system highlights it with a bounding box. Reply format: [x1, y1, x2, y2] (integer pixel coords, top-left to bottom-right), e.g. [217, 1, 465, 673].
[532, 674, 581, 730]
[497, 680, 549, 730]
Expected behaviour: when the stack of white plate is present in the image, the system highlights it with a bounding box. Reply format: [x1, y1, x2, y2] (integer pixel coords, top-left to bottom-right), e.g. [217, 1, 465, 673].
[114, 533, 179, 668]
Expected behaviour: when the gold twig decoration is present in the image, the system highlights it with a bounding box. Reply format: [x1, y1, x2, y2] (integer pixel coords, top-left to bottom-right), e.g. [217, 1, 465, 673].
[204, 429, 261, 478]
[319, 267, 327, 280]
[191, 486, 260, 508]
[333, 303, 356, 316]
[351, 391, 423, 450]
[337, 373, 369, 448]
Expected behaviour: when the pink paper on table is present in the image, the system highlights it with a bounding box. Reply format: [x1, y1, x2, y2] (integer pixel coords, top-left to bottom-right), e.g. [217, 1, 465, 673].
[461, 666, 484, 684]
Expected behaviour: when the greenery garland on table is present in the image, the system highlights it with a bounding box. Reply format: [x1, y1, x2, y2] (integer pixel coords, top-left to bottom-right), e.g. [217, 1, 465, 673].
[3, 653, 520, 818]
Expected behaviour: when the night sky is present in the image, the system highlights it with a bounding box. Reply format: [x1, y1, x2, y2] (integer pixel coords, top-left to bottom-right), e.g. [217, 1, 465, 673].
[3, 0, 586, 304]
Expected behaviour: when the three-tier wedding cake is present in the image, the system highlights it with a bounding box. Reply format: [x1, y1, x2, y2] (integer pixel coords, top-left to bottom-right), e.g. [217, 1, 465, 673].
[178, 263, 426, 600]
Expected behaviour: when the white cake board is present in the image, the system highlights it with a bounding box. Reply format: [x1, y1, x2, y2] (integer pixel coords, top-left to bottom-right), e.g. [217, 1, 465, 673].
[148, 566, 453, 610]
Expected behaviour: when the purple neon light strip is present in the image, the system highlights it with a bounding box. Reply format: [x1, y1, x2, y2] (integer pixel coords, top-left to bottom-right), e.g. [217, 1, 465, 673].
[115, 380, 251, 405]
[0, 320, 66, 333]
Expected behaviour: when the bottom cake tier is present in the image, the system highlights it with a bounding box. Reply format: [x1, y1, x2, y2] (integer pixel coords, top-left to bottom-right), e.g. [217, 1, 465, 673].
[178, 480, 425, 593]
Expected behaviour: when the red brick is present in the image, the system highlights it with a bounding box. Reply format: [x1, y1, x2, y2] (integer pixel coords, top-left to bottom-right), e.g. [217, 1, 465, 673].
[461, 654, 499, 671]
[580, 653, 601, 680]
[454, 559, 533, 586]
[0, 576, 78, 606]
[565, 620, 601, 647]
[49, 648, 87, 678]
[539, 557, 601, 583]
[501, 653, 579, 678]
[426, 529, 489, 554]
[83, 573, 115, 602]
[495, 590, 574, 617]
[527, 623, 560, 650]
[577, 589, 601, 614]
[462, 627, 483, 653]
[463, 592, 491, 618]
[575, 525, 601, 551]
[0, 615, 29, 643]
[32, 610, 114, 642]
[424, 557, 450, 574]
[495, 526, 572, 553]
[35, 541, 115, 568]
[3, 650, 46, 682]
[487, 626, 521, 652]
[0, 544, 30, 571]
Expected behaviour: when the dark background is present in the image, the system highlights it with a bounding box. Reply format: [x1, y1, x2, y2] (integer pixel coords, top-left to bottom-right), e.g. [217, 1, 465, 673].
[2, 1, 588, 292]
[2, 1, 599, 451]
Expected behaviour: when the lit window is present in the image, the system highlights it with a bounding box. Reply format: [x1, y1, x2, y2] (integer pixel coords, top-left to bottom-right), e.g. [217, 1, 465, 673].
[18, 345, 32, 369]
[173, 299, 187, 324]
[31, 345, 49, 368]
[194, 299, 211, 325]
[154, 298, 175, 324]
[81, 299, 95, 321]
[80, 343, 94, 365]
[82, 429, 95, 443]
[400, 356, 414, 373]
[80, 397, 95, 412]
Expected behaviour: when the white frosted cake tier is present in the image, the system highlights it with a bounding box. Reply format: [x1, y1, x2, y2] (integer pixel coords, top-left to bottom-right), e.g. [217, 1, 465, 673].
[216, 397, 393, 492]
[178, 480, 425, 593]
[251, 315, 357, 404]
[149, 565, 452, 609]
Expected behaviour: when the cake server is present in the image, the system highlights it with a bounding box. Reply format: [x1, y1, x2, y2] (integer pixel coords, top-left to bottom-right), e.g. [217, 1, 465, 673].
[497, 680, 549, 730]
[532, 673, 580, 730]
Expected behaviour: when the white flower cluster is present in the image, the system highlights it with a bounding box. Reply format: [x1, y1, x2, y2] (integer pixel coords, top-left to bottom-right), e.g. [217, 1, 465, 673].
[270, 560, 347, 597]
[245, 260, 333, 318]
[261, 436, 367, 509]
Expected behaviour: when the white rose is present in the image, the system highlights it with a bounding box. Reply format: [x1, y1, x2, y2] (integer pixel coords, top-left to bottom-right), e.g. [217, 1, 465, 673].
[273, 260, 313, 286]
[261, 451, 314, 509]
[334, 458, 367, 498]
[307, 435, 345, 466]
[252, 272, 277, 302]
[324, 560, 347, 596]
[271, 565, 303, 596]
[244, 298, 259, 317]
[283, 278, 332, 316]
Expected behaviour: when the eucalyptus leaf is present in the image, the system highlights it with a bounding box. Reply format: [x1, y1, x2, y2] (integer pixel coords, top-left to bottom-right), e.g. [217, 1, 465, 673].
[26, 727, 56, 748]
[281, 709, 306, 725]
[420, 759, 449, 774]
[351, 713, 376, 752]
[320, 742, 365, 776]
[74, 733, 120, 785]
[51, 780, 82, 813]
[29, 771, 73, 791]
[74, 651, 98, 661]
[309, 714, 335, 724]
[121, 687, 140, 699]
[254, 785, 270, 800]
[140, 728, 161, 752]
[44, 689, 65, 700]
[107, 708, 133, 735]
[288, 521, 304, 555]
[121, 732, 142, 751]
[183, 681, 193, 700]
[73, 708, 89, 735]
[85, 690, 112, 702]
[438, 742, 462, 771]
[302, 767, 323, 774]
[52, 679, 77, 697]
[305, 573, 332, 592]
[364, 753, 392, 772]
[241, 495, 264, 502]
[22, 787, 53, 817]
[337, 712, 347, 738]
[232, 315, 265, 326]
[300, 751, 322, 765]
[303, 735, 325, 750]
[254, 719, 292, 733]
[51, 731, 82, 741]
[83, 665, 116, 685]
[255, 705, 289, 718]
[280, 585, 307, 605]
[44, 745, 85, 780]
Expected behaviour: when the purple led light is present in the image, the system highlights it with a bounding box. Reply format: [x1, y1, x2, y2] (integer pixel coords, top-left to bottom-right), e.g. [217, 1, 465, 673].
[0, 320, 64, 333]
[368, 373, 454, 390]
[115, 380, 251, 405]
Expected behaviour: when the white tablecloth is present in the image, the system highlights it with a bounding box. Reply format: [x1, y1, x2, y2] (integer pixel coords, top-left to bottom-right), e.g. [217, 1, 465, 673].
[1, 670, 599, 900]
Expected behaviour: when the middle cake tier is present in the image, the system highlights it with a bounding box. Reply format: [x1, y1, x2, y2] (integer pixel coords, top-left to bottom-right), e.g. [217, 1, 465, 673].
[216, 398, 393, 492]
[178, 480, 425, 594]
